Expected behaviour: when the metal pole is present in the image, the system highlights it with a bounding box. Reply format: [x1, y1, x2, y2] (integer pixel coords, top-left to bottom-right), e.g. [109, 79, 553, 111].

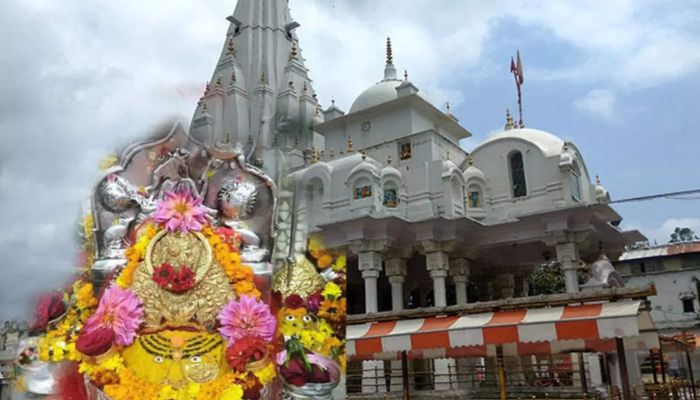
[685, 349, 696, 400]
[579, 352, 589, 395]
[616, 338, 632, 400]
[402, 350, 410, 400]
[651, 349, 659, 384]
[659, 345, 668, 384]
[497, 345, 508, 400]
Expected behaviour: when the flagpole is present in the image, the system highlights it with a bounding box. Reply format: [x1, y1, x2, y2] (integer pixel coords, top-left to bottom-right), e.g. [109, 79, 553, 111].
[510, 51, 525, 128]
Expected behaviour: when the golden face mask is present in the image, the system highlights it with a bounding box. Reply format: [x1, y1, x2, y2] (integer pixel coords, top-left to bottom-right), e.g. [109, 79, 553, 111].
[121, 330, 227, 388]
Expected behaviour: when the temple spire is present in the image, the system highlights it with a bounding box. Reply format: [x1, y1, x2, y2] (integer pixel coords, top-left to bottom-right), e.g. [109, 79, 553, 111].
[383, 36, 398, 81]
[386, 37, 393, 65]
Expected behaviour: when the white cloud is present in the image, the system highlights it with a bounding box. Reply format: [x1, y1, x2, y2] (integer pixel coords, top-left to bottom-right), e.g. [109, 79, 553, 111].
[574, 89, 617, 119]
[0, 0, 699, 319]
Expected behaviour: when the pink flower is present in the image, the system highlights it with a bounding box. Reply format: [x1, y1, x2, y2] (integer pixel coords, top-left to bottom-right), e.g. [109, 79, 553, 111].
[153, 190, 208, 233]
[218, 295, 276, 346]
[84, 285, 143, 346]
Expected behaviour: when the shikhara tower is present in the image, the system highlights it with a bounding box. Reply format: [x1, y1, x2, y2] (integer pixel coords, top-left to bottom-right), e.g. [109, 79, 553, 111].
[190, 0, 320, 180]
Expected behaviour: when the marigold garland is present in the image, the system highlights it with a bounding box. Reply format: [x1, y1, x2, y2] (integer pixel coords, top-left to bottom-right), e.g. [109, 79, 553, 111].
[83, 355, 246, 400]
[202, 226, 260, 299]
[116, 223, 157, 288]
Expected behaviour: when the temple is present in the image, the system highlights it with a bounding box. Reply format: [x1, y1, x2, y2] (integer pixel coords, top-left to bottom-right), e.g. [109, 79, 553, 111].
[181, 1, 663, 398]
[191, 1, 652, 398]
[10, 1, 670, 400]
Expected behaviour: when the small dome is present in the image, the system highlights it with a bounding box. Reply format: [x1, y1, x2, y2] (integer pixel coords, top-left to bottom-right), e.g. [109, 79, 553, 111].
[595, 183, 610, 204]
[348, 156, 381, 179]
[474, 128, 566, 157]
[464, 165, 486, 182]
[381, 164, 402, 179]
[349, 80, 402, 113]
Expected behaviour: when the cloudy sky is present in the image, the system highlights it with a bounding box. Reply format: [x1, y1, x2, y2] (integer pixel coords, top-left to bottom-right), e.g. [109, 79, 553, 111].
[1, 0, 699, 320]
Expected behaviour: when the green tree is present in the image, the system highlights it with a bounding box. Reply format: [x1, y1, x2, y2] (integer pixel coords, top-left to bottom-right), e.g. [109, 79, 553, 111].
[527, 261, 589, 296]
[528, 262, 566, 295]
[670, 227, 699, 243]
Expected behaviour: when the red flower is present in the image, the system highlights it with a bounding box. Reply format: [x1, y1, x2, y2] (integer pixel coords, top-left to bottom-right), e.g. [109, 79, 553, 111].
[243, 376, 263, 400]
[216, 227, 242, 252]
[152, 263, 175, 287]
[225, 336, 268, 373]
[306, 290, 322, 314]
[152, 263, 196, 294]
[170, 267, 196, 293]
[280, 357, 332, 387]
[31, 292, 66, 334]
[280, 357, 308, 386]
[76, 327, 115, 356]
[284, 294, 305, 310]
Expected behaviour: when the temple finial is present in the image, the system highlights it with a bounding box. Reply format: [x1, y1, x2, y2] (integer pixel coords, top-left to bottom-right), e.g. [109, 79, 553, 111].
[347, 136, 354, 153]
[290, 41, 298, 60]
[361, 148, 367, 161]
[467, 156, 474, 166]
[404, 70, 408, 80]
[596, 175, 601, 185]
[386, 37, 393, 65]
[226, 36, 235, 55]
[504, 109, 515, 130]
[387, 154, 392, 165]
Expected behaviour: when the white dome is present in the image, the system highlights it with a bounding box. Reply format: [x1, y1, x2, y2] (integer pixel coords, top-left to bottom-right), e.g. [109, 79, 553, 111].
[349, 79, 431, 113]
[473, 128, 566, 157]
[349, 79, 402, 113]
[464, 165, 486, 182]
[381, 164, 402, 179]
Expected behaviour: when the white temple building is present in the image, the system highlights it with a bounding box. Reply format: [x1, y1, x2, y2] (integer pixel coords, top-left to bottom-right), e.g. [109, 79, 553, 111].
[190, 1, 647, 397]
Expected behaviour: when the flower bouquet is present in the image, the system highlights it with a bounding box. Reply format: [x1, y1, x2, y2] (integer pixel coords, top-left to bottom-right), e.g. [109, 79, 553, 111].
[278, 337, 340, 399]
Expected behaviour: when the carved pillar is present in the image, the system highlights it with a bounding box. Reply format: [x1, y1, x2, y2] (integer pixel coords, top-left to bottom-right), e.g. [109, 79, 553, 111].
[495, 273, 515, 299]
[513, 273, 530, 298]
[425, 251, 449, 307]
[385, 256, 408, 311]
[358, 251, 382, 313]
[556, 241, 581, 293]
[449, 258, 470, 305]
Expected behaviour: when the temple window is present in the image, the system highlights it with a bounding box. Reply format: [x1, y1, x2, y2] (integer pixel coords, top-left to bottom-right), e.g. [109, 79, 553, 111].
[468, 184, 482, 208]
[353, 178, 372, 200]
[509, 151, 527, 198]
[399, 141, 412, 160]
[383, 187, 398, 208]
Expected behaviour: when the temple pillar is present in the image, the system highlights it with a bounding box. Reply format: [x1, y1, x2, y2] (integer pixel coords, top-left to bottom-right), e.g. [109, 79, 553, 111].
[385, 256, 408, 311]
[449, 258, 470, 305]
[556, 241, 581, 293]
[495, 273, 515, 299]
[514, 273, 530, 297]
[426, 251, 449, 307]
[358, 250, 382, 314]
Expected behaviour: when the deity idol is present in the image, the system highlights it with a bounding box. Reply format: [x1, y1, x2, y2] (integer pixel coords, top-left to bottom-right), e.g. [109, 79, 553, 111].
[17, 121, 345, 400]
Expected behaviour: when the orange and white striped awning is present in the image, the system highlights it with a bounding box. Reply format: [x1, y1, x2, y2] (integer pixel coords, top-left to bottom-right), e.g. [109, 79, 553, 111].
[347, 301, 653, 361]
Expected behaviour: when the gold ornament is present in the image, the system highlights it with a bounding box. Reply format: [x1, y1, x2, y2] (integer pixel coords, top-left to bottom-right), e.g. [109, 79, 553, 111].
[272, 255, 325, 299]
[132, 230, 233, 327]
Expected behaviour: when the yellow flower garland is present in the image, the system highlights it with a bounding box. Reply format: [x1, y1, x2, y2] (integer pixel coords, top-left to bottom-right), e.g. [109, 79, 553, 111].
[117, 223, 157, 288]
[83, 356, 245, 400]
[202, 226, 260, 299]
